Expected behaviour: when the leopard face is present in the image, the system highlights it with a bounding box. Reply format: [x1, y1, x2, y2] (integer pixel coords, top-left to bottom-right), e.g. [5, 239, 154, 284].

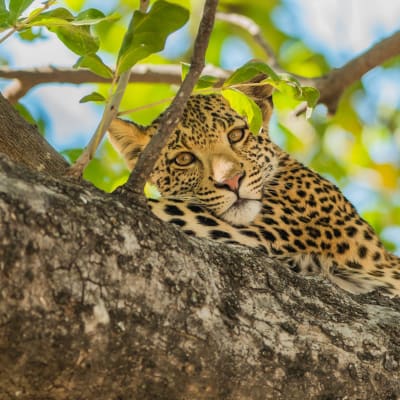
[110, 94, 276, 226]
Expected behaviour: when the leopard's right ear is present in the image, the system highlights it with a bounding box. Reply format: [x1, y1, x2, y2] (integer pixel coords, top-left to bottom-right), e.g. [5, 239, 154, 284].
[236, 74, 274, 128]
[108, 118, 151, 171]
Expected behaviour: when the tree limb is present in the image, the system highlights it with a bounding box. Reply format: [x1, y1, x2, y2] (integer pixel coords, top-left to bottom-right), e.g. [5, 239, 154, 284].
[1, 30, 398, 115]
[66, 68, 130, 179]
[124, 0, 219, 196]
[0, 64, 228, 104]
[214, 12, 400, 114]
[310, 30, 400, 114]
[1, 151, 400, 400]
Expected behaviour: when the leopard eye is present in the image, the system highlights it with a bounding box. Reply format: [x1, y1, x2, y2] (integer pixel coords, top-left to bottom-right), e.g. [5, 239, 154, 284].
[173, 152, 195, 166]
[227, 128, 245, 144]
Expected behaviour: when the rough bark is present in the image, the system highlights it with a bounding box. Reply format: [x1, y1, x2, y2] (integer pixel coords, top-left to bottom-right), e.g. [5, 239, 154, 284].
[1, 76, 400, 399]
[1, 151, 400, 399]
[0, 94, 68, 175]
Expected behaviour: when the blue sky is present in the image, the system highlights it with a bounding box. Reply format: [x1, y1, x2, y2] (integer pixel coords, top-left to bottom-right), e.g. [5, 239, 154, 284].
[277, 0, 400, 65]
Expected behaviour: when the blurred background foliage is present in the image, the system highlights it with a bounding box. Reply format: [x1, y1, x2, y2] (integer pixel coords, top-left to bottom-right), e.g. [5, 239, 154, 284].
[1, 0, 399, 253]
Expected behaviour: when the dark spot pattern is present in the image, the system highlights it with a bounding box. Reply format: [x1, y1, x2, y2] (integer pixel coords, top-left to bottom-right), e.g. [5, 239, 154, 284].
[164, 205, 184, 216]
[170, 218, 186, 227]
[210, 230, 232, 240]
[196, 215, 218, 226]
[110, 92, 400, 297]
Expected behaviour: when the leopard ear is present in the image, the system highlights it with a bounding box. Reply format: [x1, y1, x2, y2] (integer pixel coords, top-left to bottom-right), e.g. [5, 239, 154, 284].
[237, 74, 274, 127]
[108, 118, 151, 171]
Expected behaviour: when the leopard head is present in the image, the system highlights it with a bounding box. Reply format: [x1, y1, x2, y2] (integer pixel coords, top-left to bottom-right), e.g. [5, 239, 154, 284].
[108, 81, 277, 225]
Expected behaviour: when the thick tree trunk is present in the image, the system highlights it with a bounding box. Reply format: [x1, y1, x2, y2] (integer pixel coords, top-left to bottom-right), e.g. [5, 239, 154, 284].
[1, 155, 400, 400]
[1, 95, 400, 400]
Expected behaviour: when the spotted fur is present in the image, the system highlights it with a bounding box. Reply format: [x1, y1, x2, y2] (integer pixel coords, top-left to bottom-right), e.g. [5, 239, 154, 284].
[109, 90, 400, 296]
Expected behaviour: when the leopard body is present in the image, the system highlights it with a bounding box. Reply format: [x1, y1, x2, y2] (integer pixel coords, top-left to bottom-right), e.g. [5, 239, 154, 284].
[109, 91, 400, 296]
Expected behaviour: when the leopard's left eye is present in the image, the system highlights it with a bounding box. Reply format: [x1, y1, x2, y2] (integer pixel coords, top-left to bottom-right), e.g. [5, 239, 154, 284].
[227, 128, 245, 144]
[173, 152, 196, 166]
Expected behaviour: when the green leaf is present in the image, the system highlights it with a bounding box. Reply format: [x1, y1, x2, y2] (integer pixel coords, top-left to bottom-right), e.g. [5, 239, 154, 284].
[76, 8, 104, 21]
[24, 0, 56, 21]
[224, 60, 280, 87]
[301, 87, 319, 119]
[27, 7, 74, 26]
[61, 148, 83, 163]
[9, 0, 34, 24]
[14, 102, 46, 136]
[269, 78, 299, 99]
[79, 91, 106, 103]
[18, 26, 43, 41]
[144, 182, 161, 200]
[195, 75, 219, 89]
[181, 62, 218, 89]
[0, 0, 9, 29]
[300, 86, 319, 107]
[72, 8, 119, 26]
[117, 0, 189, 75]
[28, 17, 74, 27]
[268, 75, 320, 118]
[74, 54, 113, 79]
[181, 62, 190, 81]
[52, 24, 99, 55]
[27, 7, 118, 28]
[222, 88, 263, 135]
[14, 102, 35, 126]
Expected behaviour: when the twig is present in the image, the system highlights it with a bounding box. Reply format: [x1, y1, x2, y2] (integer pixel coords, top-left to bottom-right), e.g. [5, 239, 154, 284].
[0, 28, 17, 44]
[67, 72, 131, 178]
[216, 11, 279, 68]
[123, 0, 219, 197]
[297, 30, 400, 115]
[0, 64, 228, 104]
[65, 1, 161, 178]
[0, 0, 55, 44]
[140, 0, 150, 12]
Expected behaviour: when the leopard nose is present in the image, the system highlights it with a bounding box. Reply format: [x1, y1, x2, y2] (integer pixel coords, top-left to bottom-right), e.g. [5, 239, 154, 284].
[215, 172, 244, 192]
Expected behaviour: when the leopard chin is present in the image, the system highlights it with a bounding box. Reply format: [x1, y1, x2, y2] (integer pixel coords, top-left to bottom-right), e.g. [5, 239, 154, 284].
[220, 199, 262, 226]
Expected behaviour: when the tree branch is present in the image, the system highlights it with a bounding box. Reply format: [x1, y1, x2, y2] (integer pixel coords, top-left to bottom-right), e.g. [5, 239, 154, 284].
[2, 151, 400, 399]
[123, 0, 219, 196]
[215, 13, 400, 115]
[311, 30, 400, 114]
[0, 21, 398, 117]
[0, 64, 228, 104]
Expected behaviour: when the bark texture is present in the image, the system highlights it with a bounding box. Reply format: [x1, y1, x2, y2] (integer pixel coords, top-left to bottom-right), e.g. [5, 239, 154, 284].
[1, 81, 400, 399]
[1, 153, 400, 400]
[0, 94, 68, 175]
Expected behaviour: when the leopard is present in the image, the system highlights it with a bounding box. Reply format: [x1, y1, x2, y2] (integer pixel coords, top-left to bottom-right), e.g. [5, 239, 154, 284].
[108, 81, 400, 297]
